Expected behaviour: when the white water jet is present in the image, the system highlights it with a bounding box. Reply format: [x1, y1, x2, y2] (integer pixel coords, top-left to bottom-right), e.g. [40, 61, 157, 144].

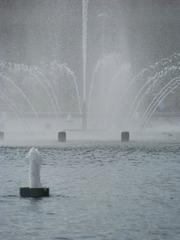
[27, 147, 42, 188]
[88, 53, 131, 129]
[82, 0, 88, 129]
[0, 73, 39, 119]
[142, 77, 180, 126]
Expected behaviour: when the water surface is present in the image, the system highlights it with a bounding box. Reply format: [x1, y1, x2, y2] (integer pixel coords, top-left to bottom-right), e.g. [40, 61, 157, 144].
[0, 141, 180, 240]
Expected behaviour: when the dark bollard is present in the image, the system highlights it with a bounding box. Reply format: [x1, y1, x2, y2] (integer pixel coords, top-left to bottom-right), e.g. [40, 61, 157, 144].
[121, 131, 129, 142]
[58, 131, 66, 142]
[0, 131, 4, 140]
[20, 187, 49, 198]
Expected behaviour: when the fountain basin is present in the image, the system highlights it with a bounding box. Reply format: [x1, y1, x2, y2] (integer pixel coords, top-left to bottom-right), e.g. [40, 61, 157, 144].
[19, 187, 49, 198]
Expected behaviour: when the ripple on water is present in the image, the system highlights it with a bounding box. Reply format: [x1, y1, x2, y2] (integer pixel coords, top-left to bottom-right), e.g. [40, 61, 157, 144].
[0, 141, 180, 240]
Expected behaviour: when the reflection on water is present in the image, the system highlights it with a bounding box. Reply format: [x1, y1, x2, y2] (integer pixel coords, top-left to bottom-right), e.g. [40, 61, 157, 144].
[0, 141, 180, 240]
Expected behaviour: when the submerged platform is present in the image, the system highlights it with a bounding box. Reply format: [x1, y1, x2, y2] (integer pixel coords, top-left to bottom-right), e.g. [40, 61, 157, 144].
[20, 187, 49, 198]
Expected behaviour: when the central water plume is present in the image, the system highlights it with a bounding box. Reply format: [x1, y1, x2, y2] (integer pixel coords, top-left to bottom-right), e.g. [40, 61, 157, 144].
[88, 53, 131, 129]
[82, 0, 88, 129]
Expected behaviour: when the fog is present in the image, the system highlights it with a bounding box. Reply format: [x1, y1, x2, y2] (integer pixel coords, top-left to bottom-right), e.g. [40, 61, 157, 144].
[0, 0, 179, 139]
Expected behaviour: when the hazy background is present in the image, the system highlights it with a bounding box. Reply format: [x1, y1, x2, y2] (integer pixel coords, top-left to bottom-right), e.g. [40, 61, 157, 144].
[0, 0, 179, 97]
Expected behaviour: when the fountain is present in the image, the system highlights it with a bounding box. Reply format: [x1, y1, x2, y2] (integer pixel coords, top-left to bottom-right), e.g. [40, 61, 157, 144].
[0, 61, 82, 139]
[20, 148, 49, 198]
[0, 1, 179, 142]
[88, 53, 131, 130]
[0, 2, 179, 239]
[128, 53, 180, 127]
[0, 54, 179, 142]
[1, 54, 179, 141]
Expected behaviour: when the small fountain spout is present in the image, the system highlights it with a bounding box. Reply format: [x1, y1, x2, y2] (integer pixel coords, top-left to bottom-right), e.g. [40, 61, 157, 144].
[19, 147, 49, 198]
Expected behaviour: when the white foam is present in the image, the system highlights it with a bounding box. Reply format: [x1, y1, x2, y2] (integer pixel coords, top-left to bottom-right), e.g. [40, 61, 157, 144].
[27, 147, 42, 188]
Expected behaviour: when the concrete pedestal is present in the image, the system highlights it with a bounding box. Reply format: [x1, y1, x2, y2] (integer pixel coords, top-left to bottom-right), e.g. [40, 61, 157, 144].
[58, 131, 66, 142]
[0, 131, 4, 140]
[121, 131, 130, 142]
[20, 187, 49, 198]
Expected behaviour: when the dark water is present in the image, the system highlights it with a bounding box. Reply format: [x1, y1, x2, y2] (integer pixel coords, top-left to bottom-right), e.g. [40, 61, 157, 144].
[0, 141, 180, 240]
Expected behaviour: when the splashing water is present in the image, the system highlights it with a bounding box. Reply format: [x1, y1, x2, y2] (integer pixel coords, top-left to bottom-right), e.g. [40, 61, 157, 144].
[0, 61, 81, 117]
[0, 52, 179, 134]
[82, 0, 89, 129]
[27, 147, 42, 188]
[129, 53, 180, 126]
[88, 53, 131, 129]
[87, 52, 180, 130]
